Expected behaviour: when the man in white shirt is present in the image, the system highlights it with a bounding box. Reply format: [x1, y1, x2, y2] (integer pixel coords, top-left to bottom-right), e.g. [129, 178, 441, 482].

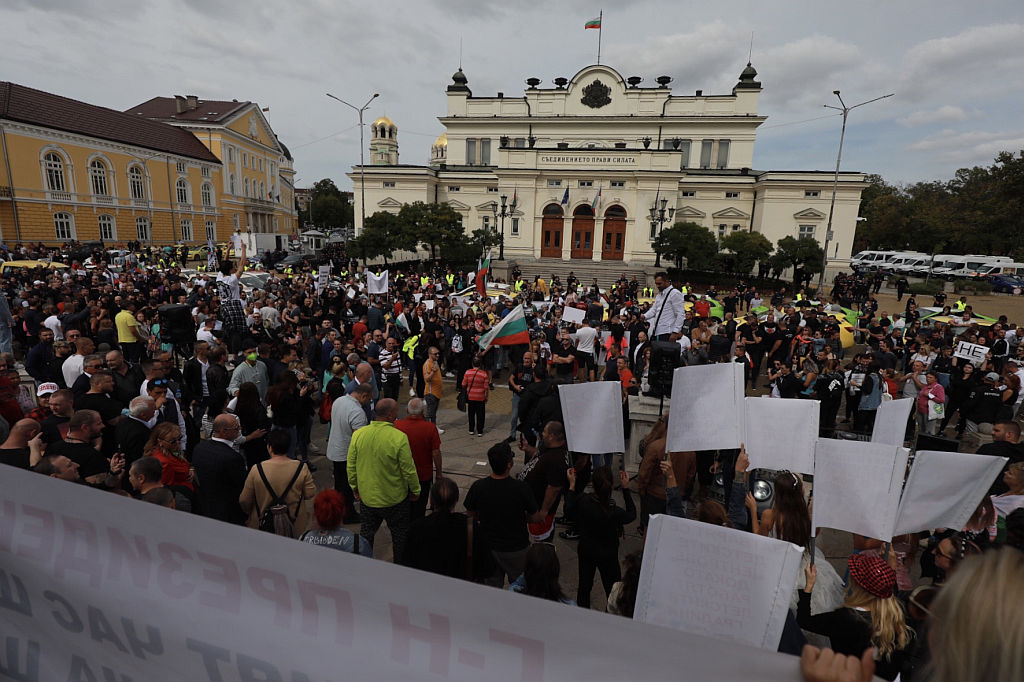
[574, 318, 599, 382]
[196, 318, 217, 345]
[42, 304, 63, 341]
[326, 383, 372, 523]
[643, 272, 686, 341]
[62, 337, 95, 388]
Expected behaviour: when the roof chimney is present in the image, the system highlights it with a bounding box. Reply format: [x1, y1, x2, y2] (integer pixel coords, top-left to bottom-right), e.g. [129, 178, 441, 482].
[174, 95, 187, 113]
[186, 95, 199, 110]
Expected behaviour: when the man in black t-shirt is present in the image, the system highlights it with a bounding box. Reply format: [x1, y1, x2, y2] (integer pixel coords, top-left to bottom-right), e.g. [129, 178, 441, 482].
[464, 442, 540, 587]
[40, 389, 74, 444]
[508, 352, 536, 442]
[521, 421, 572, 541]
[550, 335, 576, 383]
[0, 418, 43, 470]
[47, 409, 124, 488]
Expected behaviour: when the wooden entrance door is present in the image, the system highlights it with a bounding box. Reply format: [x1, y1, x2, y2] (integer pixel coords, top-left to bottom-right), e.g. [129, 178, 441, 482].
[540, 204, 563, 258]
[601, 205, 626, 260]
[570, 204, 595, 259]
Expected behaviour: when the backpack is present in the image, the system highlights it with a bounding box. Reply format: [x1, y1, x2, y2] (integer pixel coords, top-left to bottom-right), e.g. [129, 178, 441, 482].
[256, 461, 305, 537]
[451, 333, 464, 354]
[318, 393, 333, 424]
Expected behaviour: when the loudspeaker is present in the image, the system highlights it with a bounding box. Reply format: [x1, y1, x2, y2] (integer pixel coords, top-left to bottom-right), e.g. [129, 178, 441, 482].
[649, 340, 681, 397]
[915, 433, 960, 453]
[157, 304, 194, 346]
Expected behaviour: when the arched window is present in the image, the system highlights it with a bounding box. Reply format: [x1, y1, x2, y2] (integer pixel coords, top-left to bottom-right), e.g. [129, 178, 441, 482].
[176, 178, 190, 205]
[229, 174, 237, 195]
[543, 204, 564, 217]
[605, 205, 627, 218]
[136, 217, 151, 241]
[201, 183, 214, 208]
[54, 212, 75, 240]
[89, 159, 109, 197]
[573, 204, 595, 217]
[128, 166, 146, 202]
[98, 215, 116, 241]
[44, 152, 68, 196]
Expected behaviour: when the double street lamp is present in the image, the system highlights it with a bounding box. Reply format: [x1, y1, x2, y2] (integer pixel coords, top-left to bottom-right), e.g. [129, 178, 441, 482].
[325, 92, 379, 231]
[490, 193, 516, 261]
[818, 89, 893, 291]
[649, 197, 675, 267]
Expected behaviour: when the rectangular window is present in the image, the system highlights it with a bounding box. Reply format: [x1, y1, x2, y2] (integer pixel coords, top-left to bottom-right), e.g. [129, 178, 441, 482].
[98, 215, 116, 241]
[799, 224, 816, 238]
[487, 186, 498, 193]
[732, 224, 741, 231]
[547, 179, 562, 187]
[700, 140, 713, 169]
[136, 218, 151, 241]
[718, 224, 727, 238]
[479, 138, 491, 165]
[176, 162, 186, 174]
[716, 140, 731, 169]
[679, 140, 691, 169]
[579, 180, 593, 188]
[180, 219, 193, 241]
[805, 190, 820, 198]
[649, 222, 658, 240]
[227, 147, 234, 162]
[465, 139, 477, 165]
[233, 214, 240, 231]
[54, 213, 74, 240]
[680, 190, 695, 197]
[259, 159, 264, 171]
[511, 217, 520, 236]
[202, 166, 211, 178]
[725, 192, 739, 199]
[448, 186, 461, 192]
[482, 216, 490, 230]
[610, 181, 625, 188]
[513, 138, 526, 148]
[205, 220, 216, 241]
[242, 153, 248, 168]
[383, 181, 395, 188]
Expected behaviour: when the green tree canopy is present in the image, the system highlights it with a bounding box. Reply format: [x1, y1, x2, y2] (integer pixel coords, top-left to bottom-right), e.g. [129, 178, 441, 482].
[719, 231, 773, 275]
[770, 236, 824, 287]
[398, 201, 465, 260]
[299, 178, 353, 231]
[653, 221, 718, 270]
[353, 210, 414, 264]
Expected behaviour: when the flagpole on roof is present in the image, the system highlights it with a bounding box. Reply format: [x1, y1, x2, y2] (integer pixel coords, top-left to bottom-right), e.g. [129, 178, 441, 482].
[597, 10, 603, 64]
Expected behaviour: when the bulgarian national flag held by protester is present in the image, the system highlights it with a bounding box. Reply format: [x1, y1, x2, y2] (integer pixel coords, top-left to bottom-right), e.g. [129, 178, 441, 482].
[478, 304, 530, 351]
[475, 251, 491, 296]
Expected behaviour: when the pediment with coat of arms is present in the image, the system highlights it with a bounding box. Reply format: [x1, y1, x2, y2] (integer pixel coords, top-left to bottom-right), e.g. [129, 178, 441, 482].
[581, 79, 612, 109]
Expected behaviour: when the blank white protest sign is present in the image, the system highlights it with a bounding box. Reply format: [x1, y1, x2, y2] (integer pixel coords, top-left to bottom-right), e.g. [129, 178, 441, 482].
[811, 439, 909, 540]
[635, 514, 804, 650]
[558, 382, 625, 454]
[561, 306, 585, 325]
[871, 398, 915, 446]
[666, 363, 746, 452]
[366, 270, 388, 294]
[744, 397, 819, 474]
[893, 450, 1007, 535]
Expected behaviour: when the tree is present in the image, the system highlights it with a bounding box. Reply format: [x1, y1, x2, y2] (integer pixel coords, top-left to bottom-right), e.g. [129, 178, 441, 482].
[356, 211, 415, 265]
[719, 231, 773, 275]
[300, 178, 353, 231]
[398, 201, 465, 260]
[652, 221, 718, 271]
[770, 236, 825, 287]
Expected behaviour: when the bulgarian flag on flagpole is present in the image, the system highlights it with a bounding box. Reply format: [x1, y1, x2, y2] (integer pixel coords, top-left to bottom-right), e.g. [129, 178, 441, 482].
[585, 16, 601, 29]
[475, 249, 491, 296]
[478, 304, 530, 350]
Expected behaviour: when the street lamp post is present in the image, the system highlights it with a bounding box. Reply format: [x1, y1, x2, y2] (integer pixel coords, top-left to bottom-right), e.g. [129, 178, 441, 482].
[490, 193, 515, 260]
[326, 92, 379, 233]
[649, 197, 674, 267]
[818, 90, 893, 292]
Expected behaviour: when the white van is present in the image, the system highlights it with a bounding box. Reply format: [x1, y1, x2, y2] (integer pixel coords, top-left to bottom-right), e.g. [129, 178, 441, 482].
[850, 250, 893, 270]
[886, 253, 928, 274]
[977, 262, 1024, 278]
[950, 256, 1013, 279]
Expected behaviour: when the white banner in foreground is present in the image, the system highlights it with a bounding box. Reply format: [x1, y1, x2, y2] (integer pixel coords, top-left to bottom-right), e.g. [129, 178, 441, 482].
[744, 398, 819, 474]
[558, 382, 625, 454]
[667, 363, 746, 452]
[635, 515, 804, 650]
[893, 450, 1007, 536]
[871, 398, 915, 446]
[0, 467, 803, 682]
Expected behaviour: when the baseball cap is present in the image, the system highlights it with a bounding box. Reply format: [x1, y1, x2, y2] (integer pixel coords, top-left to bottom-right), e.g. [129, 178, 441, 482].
[848, 553, 897, 599]
[36, 382, 59, 396]
[986, 372, 1000, 382]
[33, 280, 44, 285]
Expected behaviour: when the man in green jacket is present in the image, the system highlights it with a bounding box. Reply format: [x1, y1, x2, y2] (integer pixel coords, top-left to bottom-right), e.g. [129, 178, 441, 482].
[348, 398, 420, 562]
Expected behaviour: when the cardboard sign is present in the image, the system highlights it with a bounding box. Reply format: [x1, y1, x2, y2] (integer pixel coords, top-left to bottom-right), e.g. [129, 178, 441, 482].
[744, 398, 819, 474]
[558, 382, 625, 454]
[666, 363, 746, 452]
[561, 306, 585, 326]
[871, 398, 915, 447]
[811, 439, 909, 540]
[635, 515, 804, 650]
[953, 340, 988, 364]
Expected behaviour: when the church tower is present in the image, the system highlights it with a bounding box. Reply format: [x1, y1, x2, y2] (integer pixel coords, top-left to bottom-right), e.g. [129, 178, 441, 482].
[369, 115, 398, 165]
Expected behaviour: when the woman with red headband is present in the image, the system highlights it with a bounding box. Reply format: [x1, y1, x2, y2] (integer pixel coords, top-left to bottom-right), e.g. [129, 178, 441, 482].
[799, 554, 914, 680]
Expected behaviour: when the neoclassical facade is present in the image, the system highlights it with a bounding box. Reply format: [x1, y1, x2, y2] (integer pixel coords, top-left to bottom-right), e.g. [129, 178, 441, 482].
[348, 63, 867, 272]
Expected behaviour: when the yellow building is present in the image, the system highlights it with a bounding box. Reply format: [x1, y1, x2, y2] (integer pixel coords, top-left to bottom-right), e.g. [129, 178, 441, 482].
[0, 81, 226, 245]
[126, 95, 298, 248]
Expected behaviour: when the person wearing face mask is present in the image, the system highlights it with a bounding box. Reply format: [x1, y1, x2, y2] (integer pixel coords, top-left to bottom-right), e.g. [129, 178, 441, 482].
[228, 343, 269, 402]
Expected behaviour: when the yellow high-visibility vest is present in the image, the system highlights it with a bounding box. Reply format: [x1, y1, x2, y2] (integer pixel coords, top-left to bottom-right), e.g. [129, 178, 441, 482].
[445, 274, 455, 285]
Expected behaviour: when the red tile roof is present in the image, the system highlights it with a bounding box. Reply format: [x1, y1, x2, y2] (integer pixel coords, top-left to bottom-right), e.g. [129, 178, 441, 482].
[125, 97, 250, 124]
[0, 82, 221, 164]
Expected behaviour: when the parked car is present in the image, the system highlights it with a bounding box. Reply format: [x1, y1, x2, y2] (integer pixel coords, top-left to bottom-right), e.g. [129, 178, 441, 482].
[987, 273, 1024, 295]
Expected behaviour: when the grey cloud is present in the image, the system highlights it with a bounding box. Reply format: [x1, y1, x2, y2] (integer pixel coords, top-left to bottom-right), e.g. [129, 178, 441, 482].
[898, 24, 1024, 98]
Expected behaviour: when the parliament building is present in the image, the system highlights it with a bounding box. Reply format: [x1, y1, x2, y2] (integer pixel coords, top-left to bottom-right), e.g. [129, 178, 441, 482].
[348, 63, 867, 275]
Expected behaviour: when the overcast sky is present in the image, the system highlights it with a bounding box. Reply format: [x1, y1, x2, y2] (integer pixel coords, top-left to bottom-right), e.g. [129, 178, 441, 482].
[3, 0, 1022, 189]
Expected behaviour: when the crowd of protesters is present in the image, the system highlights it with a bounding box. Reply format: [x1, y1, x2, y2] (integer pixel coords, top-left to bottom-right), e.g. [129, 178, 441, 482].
[1, 237, 1022, 682]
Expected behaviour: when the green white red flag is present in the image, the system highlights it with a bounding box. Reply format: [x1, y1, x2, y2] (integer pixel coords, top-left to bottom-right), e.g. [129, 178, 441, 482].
[585, 17, 601, 29]
[478, 304, 530, 350]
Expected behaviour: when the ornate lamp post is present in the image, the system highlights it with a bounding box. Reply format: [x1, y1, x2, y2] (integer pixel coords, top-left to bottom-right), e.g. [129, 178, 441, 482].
[490, 193, 515, 261]
[649, 197, 674, 267]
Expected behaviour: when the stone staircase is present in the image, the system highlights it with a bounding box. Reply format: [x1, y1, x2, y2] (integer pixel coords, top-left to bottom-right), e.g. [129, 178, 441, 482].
[502, 257, 653, 288]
